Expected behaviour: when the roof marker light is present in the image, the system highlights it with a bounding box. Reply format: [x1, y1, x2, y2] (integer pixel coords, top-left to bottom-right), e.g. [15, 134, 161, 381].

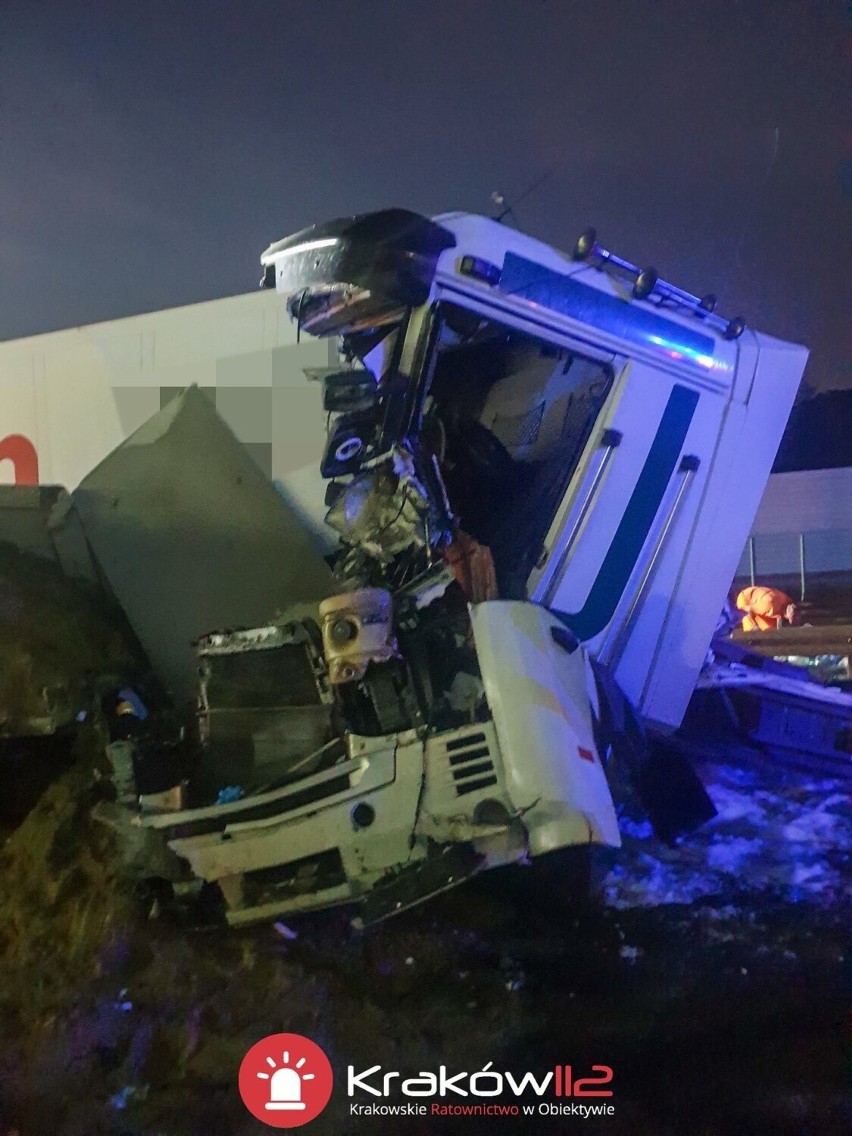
[459, 255, 501, 286]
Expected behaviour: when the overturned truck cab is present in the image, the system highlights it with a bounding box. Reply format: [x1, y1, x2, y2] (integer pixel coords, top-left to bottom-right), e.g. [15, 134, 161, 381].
[100, 209, 809, 926]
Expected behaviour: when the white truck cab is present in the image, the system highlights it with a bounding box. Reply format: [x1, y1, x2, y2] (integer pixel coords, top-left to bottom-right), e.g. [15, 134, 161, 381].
[261, 209, 807, 730]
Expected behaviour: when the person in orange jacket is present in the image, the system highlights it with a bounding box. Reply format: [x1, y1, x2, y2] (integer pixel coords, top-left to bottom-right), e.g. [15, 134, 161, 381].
[735, 585, 800, 631]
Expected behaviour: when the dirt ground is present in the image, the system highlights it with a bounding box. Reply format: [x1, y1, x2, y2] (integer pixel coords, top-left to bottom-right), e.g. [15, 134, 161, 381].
[0, 730, 848, 1136]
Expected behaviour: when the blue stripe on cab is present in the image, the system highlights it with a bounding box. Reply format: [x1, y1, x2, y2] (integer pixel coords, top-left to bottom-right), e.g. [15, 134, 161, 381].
[557, 384, 700, 642]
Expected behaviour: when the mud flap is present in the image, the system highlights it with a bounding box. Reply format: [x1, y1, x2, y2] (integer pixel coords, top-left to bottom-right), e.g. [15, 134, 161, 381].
[589, 658, 716, 845]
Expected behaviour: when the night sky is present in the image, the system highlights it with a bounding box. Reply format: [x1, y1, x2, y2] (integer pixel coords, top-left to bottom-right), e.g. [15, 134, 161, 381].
[1, 0, 849, 390]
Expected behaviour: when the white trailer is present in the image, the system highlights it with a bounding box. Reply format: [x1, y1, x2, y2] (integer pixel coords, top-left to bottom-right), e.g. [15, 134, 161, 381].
[0, 289, 334, 540]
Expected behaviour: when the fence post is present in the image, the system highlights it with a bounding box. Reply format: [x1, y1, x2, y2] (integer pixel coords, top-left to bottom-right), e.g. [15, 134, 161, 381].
[799, 532, 806, 602]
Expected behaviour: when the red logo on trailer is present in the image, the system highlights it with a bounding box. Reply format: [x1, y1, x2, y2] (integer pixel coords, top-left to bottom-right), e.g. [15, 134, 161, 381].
[0, 435, 39, 485]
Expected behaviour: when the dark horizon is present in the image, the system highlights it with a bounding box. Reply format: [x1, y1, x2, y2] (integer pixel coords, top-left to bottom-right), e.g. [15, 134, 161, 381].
[1, 0, 849, 389]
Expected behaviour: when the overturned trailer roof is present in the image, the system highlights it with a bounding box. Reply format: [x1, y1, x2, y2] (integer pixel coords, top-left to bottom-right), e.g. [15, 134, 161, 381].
[58, 387, 336, 705]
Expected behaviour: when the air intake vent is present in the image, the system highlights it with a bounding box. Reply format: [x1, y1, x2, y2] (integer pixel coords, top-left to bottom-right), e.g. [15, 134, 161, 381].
[441, 730, 498, 797]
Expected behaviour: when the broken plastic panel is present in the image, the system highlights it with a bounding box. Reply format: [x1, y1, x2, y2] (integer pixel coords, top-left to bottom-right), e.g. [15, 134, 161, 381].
[60, 387, 336, 707]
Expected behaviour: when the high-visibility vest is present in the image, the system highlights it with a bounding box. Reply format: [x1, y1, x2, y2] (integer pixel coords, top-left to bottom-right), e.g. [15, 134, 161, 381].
[735, 586, 794, 631]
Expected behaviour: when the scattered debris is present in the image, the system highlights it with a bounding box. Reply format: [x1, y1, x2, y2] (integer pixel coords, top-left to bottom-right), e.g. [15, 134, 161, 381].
[603, 760, 851, 910]
[109, 1083, 149, 1111]
[113, 989, 134, 1012]
[273, 921, 298, 941]
[619, 945, 643, 963]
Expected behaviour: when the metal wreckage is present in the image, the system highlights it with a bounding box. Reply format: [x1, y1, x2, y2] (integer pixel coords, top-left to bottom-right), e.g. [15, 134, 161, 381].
[52, 208, 848, 927]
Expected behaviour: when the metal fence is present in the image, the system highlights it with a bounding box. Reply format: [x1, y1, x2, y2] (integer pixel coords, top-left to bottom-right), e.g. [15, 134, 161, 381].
[736, 529, 852, 600]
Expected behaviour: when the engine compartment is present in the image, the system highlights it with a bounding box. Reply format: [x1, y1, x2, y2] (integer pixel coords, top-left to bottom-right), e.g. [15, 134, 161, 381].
[178, 302, 616, 809]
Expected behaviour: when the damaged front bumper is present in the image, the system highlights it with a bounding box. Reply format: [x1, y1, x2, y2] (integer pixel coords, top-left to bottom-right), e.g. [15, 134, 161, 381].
[98, 602, 621, 928]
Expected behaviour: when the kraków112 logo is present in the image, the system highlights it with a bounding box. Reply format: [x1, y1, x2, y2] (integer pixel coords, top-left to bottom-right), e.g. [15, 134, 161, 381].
[239, 1033, 334, 1128]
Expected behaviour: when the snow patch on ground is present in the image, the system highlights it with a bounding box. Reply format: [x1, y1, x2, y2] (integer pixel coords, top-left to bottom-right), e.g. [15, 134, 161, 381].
[603, 758, 851, 909]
